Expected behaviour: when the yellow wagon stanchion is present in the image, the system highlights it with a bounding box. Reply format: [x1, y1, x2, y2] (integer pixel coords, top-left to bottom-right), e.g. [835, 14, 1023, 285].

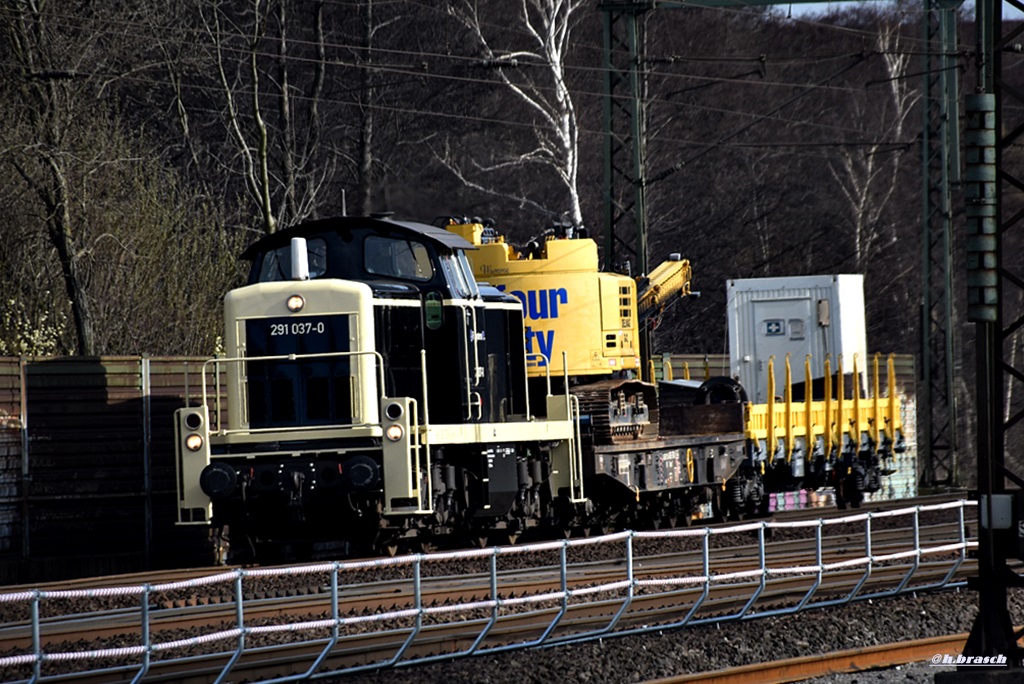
[784, 354, 794, 464]
[674, 348, 904, 517]
[805, 355, 814, 471]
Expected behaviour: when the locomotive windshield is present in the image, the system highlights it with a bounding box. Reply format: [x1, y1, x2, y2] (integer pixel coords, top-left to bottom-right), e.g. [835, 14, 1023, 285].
[364, 235, 434, 281]
[258, 237, 328, 281]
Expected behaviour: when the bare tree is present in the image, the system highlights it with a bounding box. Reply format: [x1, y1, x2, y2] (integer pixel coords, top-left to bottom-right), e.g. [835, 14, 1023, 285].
[3, 0, 98, 354]
[0, 1, 245, 356]
[191, 0, 332, 234]
[442, 0, 586, 226]
[826, 21, 919, 269]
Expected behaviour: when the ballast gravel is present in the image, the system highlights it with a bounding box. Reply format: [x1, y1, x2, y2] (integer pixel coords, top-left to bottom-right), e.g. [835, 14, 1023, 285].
[326, 587, 1024, 684]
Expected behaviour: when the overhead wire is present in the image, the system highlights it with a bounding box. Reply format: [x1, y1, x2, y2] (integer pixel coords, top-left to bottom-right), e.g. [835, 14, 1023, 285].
[0, 2, 964, 94]
[0, 3, 937, 95]
[0, 4, 964, 154]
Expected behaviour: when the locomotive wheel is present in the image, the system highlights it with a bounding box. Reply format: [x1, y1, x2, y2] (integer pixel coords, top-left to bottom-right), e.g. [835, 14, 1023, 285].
[373, 533, 401, 557]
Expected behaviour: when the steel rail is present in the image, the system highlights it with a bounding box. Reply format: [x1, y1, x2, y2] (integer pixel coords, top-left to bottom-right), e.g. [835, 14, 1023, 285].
[644, 632, 973, 684]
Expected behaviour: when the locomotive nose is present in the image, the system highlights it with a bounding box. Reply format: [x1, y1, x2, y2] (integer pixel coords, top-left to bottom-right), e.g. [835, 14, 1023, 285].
[200, 462, 239, 500]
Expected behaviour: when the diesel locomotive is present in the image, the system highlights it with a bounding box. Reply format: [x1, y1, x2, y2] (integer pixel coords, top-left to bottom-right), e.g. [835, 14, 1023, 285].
[174, 215, 903, 562]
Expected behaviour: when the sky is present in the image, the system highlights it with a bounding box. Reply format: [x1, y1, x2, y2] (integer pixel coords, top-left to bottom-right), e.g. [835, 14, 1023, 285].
[787, 0, 1021, 19]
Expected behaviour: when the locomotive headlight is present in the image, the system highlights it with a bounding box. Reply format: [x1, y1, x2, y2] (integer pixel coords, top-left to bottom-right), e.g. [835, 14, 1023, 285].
[183, 412, 204, 431]
[286, 294, 305, 312]
[384, 402, 404, 421]
[185, 433, 204, 451]
[385, 424, 404, 442]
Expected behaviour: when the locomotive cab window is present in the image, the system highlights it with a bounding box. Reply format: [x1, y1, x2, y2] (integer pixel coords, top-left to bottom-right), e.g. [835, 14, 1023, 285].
[438, 251, 480, 299]
[257, 238, 328, 282]
[364, 235, 433, 282]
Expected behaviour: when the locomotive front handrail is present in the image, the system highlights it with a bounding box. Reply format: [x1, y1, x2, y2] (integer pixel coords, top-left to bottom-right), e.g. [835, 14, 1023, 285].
[524, 352, 554, 405]
[200, 349, 387, 436]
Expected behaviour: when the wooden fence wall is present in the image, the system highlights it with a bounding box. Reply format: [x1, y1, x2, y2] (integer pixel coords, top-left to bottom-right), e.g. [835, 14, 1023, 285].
[0, 357, 212, 584]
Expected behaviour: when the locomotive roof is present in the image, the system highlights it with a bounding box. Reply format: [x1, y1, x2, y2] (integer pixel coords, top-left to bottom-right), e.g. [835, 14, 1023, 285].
[240, 216, 476, 260]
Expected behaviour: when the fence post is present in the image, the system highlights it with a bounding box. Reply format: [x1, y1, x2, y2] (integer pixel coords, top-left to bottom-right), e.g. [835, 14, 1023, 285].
[19, 357, 28, 562]
[141, 357, 152, 569]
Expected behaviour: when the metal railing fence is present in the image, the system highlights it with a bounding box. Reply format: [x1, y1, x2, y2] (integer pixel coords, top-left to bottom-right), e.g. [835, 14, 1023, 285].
[0, 500, 975, 683]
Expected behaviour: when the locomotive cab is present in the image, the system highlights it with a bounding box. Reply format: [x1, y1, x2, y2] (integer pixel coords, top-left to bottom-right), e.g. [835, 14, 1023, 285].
[237, 217, 530, 425]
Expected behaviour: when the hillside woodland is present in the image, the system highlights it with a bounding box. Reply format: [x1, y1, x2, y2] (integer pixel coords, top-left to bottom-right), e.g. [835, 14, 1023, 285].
[1, 1, 1016, 477]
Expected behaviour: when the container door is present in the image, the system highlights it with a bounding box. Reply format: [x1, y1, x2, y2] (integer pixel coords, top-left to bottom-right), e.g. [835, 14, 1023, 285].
[752, 298, 812, 403]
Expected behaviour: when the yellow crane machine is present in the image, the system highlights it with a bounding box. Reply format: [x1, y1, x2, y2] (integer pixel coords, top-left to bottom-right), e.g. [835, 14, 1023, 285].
[446, 219, 691, 380]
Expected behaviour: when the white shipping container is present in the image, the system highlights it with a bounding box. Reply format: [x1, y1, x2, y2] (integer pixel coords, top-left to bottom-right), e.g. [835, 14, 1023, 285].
[727, 274, 868, 404]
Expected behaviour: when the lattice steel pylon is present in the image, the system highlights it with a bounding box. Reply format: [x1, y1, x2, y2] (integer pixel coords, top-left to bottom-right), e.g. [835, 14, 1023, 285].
[920, 0, 962, 489]
[601, 4, 654, 378]
[601, 3, 649, 278]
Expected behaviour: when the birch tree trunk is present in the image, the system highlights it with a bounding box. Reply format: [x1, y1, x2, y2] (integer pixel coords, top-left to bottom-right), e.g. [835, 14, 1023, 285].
[826, 22, 918, 269]
[444, 0, 585, 226]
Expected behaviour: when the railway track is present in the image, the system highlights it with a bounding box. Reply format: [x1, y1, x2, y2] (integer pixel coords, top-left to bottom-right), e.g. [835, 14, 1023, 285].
[0, 559, 974, 684]
[0, 498, 975, 683]
[646, 633, 977, 683]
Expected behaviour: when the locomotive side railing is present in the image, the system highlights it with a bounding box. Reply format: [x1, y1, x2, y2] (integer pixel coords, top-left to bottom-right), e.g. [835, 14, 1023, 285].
[0, 500, 975, 684]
